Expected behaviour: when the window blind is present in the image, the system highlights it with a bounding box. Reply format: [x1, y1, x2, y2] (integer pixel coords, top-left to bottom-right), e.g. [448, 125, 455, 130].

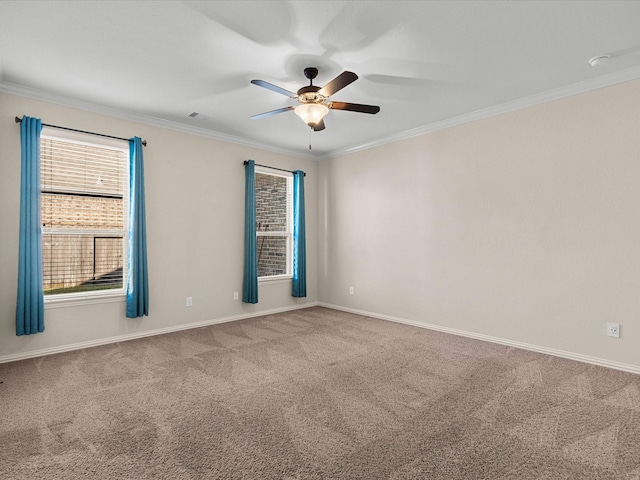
[40, 135, 128, 295]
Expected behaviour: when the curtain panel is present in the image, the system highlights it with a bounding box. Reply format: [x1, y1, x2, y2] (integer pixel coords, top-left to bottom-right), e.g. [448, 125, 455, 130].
[292, 170, 307, 297]
[243, 160, 258, 303]
[126, 137, 149, 317]
[16, 116, 45, 335]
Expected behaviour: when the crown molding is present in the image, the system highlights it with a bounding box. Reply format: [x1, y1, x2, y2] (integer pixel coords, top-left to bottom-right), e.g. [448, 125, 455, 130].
[324, 65, 640, 160]
[5, 64, 640, 162]
[0, 81, 318, 161]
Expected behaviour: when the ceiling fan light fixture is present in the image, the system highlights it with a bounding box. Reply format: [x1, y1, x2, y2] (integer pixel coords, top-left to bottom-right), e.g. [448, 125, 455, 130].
[294, 103, 329, 127]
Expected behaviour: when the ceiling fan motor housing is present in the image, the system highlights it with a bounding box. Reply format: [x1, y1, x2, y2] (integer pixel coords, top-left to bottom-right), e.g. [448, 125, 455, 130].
[297, 85, 326, 103]
[298, 68, 326, 103]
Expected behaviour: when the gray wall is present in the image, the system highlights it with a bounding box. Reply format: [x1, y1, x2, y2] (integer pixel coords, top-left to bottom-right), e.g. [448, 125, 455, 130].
[0, 92, 318, 360]
[318, 79, 640, 370]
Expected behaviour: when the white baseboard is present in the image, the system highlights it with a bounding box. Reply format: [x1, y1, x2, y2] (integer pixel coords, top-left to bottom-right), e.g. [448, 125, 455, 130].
[5, 301, 639, 375]
[319, 303, 640, 376]
[0, 302, 319, 364]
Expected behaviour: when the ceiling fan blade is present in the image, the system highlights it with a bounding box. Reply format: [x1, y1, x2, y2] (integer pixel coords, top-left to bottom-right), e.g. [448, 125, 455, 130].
[330, 102, 380, 114]
[250, 79, 298, 98]
[313, 119, 326, 131]
[251, 106, 294, 120]
[318, 71, 358, 97]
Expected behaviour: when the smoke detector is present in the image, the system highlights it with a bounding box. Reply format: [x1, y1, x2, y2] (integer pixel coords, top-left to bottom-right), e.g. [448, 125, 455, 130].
[588, 55, 610, 67]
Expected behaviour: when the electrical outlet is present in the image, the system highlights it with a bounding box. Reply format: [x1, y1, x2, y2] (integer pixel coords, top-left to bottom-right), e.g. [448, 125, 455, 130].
[606, 322, 620, 338]
[186, 296, 193, 307]
[349, 286, 354, 295]
[233, 292, 239, 301]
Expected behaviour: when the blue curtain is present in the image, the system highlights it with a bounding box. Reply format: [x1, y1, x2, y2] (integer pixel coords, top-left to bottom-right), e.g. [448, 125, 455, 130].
[292, 170, 307, 297]
[126, 137, 149, 317]
[16, 116, 45, 335]
[243, 160, 258, 303]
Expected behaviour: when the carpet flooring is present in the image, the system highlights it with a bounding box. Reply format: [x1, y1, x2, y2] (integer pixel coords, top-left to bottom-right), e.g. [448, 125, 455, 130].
[1, 306, 640, 479]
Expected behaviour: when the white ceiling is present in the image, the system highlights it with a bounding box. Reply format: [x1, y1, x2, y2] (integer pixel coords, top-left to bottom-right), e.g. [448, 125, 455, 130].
[2, 1, 640, 159]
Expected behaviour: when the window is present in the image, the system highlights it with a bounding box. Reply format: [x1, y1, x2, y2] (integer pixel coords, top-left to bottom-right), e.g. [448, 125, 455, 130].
[255, 167, 293, 278]
[40, 128, 129, 298]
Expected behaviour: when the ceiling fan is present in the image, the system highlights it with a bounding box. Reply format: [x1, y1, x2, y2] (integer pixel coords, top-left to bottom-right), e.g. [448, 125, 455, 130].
[250, 67, 380, 131]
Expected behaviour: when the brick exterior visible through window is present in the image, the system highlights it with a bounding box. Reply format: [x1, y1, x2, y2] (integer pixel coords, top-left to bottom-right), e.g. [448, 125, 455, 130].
[255, 170, 291, 277]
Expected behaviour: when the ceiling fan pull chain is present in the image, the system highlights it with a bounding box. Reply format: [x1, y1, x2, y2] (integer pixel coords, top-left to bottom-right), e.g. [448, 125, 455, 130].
[309, 128, 312, 150]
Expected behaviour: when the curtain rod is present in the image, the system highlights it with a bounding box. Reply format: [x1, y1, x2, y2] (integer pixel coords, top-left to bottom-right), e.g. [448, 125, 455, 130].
[15, 116, 147, 147]
[244, 160, 305, 176]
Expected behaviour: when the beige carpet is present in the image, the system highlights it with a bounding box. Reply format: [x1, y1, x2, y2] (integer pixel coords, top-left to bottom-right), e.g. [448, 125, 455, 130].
[1, 306, 640, 479]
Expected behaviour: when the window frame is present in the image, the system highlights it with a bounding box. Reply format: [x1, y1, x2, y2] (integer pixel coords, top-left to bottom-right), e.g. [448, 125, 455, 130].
[40, 127, 130, 305]
[254, 165, 293, 281]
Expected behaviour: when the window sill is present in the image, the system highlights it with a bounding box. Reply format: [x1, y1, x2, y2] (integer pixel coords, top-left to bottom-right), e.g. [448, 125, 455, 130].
[44, 290, 126, 309]
[258, 275, 292, 285]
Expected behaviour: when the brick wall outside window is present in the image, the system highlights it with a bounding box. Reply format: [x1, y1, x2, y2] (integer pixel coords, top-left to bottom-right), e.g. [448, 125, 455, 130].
[255, 172, 289, 277]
